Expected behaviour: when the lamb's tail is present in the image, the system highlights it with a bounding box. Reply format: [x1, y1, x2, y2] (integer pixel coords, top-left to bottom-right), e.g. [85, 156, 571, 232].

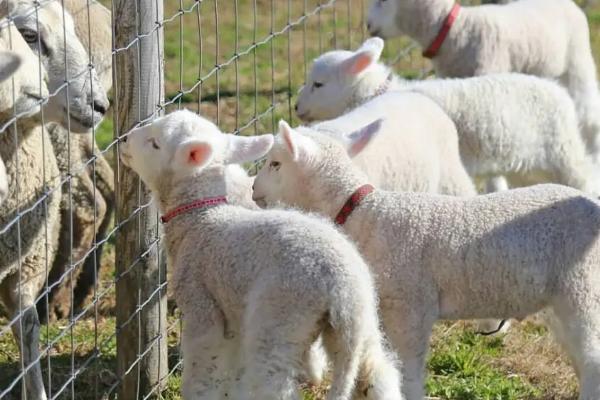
[324, 280, 403, 400]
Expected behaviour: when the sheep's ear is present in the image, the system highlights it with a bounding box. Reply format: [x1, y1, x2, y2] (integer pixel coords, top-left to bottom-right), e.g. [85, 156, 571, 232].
[176, 139, 214, 169]
[278, 120, 317, 162]
[342, 38, 384, 76]
[224, 134, 274, 164]
[0, 51, 22, 83]
[345, 118, 383, 157]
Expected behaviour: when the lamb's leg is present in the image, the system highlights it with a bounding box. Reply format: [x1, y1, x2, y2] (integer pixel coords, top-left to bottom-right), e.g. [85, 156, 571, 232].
[546, 302, 600, 399]
[0, 275, 47, 400]
[302, 335, 329, 386]
[381, 306, 435, 400]
[181, 296, 233, 399]
[485, 176, 509, 193]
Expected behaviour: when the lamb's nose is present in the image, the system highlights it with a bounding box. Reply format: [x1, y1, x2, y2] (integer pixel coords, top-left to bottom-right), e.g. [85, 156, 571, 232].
[121, 135, 127, 143]
[294, 104, 299, 112]
[367, 22, 371, 32]
[93, 99, 108, 115]
[252, 183, 255, 190]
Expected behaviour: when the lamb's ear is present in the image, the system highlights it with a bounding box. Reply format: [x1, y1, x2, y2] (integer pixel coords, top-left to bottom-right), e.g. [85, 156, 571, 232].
[345, 118, 383, 157]
[0, 51, 22, 83]
[278, 120, 317, 162]
[342, 38, 384, 76]
[176, 139, 214, 169]
[224, 134, 274, 164]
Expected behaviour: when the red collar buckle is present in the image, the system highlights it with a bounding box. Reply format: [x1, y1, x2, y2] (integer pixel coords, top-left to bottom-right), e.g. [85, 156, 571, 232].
[334, 184, 375, 225]
[422, 3, 461, 59]
[160, 196, 227, 224]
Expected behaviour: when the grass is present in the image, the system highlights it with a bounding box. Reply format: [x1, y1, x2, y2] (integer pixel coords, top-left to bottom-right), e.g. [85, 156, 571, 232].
[1, 0, 599, 398]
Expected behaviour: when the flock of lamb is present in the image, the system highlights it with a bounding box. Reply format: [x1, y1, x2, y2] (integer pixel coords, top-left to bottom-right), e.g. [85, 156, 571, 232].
[0, 0, 113, 399]
[2, 0, 600, 399]
[123, 0, 600, 399]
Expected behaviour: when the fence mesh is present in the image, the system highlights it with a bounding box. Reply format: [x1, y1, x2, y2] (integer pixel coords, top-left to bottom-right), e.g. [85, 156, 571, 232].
[0, 0, 595, 399]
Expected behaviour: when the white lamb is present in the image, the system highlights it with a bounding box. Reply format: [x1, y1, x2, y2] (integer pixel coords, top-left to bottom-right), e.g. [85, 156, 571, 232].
[119, 110, 402, 400]
[296, 37, 600, 194]
[301, 90, 476, 196]
[253, 120, 600, 400]
[366, 0, 600, 162]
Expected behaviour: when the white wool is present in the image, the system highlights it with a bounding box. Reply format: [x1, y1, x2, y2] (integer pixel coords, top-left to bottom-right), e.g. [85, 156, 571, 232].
[298, 38, 600, 195]
[253, 123, 600, 400]
[120, 110, 403, 400]
[366, 0, 600, 162]
[305, 90, 476, 197]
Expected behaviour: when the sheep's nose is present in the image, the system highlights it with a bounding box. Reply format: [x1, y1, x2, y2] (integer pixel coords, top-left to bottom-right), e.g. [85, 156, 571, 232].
[367, 22, 371, 32]
[294, 103, 299, 112]
[121, 135, 127, 143]
[93, 99, 108, 115]
[252, 183, 255, 190]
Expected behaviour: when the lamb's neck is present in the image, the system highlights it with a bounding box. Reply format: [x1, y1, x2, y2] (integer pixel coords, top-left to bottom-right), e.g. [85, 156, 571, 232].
[396, 0, 456, 49]
[352, 66, 398, 106]
[307, 164, 370, 220]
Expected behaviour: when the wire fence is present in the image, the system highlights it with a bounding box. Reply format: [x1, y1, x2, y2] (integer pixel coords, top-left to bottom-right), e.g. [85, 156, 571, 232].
[0, 0, 594, 399]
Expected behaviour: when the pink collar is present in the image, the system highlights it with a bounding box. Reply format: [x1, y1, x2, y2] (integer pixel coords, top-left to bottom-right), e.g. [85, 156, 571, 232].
[422, 3, 461, 59]
[160, 196, 228, 224]
[335, 184, 375, 225]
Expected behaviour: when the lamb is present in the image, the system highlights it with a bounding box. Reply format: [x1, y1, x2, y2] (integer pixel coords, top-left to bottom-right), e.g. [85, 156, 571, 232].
[366, 0, 600, 162]
[0, 17, 57, 400]
[304, 90, 476, 196]
[36, 0, 115, 322]
[296, 37, 600, 194]
[118, 110, 402, 400]
[252, 120, 600, 400]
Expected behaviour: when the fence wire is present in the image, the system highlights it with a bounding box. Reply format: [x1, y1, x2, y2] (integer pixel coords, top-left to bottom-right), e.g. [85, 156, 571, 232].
[0, 0, 592, 399]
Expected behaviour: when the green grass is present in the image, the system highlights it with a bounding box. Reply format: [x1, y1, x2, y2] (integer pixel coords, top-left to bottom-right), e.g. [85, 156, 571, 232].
[2, 0, 599, 398]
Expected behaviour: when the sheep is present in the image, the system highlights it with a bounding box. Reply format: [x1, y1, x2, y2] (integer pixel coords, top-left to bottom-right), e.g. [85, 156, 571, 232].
[0, 51, 22, 204]
[118, 110, 403, 400]
[366, 0, 600, 163]
[296, 37, 600, 195]
[305, 91, 477, 197]
[0, 16, 56, 400]
[36, 0, 115, 322]
[252, 120, 600, 400]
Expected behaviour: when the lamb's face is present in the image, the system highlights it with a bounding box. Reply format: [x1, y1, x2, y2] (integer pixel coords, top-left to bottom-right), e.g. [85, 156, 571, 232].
[296, 51, 356, 122]
[121, 110, 274, 194]
[367, 0, 402, 39]
[11, 0, 109, 133]
[253, 119, 383, 209]
[253, 122, 324, 209]
[0, 23, 49, 117]
[296, 38, 385, 123]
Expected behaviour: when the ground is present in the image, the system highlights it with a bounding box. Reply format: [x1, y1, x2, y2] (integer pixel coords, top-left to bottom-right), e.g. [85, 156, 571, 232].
[1, 0, 599, 398]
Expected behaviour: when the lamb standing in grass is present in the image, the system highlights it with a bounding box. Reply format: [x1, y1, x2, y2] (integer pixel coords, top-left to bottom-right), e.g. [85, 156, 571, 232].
[366, 0, 600, 162]
[300, 90, 476, 196]
[119, 110, 403, 400]
[253, 120, 600, 400]
[0, 18, 56, 400]
[296, 38, 600, 194]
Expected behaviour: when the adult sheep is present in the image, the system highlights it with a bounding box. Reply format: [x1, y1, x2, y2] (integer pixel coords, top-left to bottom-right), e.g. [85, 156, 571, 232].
[0, 15, 55, 400]
[253, 120, 600, 400]
[35, 0, 115, 322]
[366, 0, 600, 162]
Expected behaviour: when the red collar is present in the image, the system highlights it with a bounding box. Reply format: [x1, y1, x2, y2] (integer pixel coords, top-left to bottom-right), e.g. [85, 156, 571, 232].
[335, 184, 375, 225]
[160, 196, 227, 224]
[422, 3, 461, 59]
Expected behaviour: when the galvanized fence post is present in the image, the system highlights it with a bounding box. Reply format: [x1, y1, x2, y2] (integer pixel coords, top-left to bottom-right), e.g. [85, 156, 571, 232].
[113, 0, 168, 398]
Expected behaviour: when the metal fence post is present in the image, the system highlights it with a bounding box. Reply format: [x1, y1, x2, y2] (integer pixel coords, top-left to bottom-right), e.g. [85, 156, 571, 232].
[113, 0, 167, 399]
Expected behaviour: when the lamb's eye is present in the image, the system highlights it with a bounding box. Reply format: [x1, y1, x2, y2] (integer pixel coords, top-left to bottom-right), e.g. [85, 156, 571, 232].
[313, 82, 323, 89]
[270, 161, 281, 170]
[19, 29, 38, 44]
[149, 138, 160, 150]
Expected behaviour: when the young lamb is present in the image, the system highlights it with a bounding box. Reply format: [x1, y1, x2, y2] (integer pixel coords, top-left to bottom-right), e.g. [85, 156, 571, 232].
[119, 110, 403, 400]
[304, 90, 476, 197]
[253, 120, 600, 400]
[0, 19, 57, 400]
[36, 0, 115, 322]
[296, 37, 600, 194]
[366, 0, 600, 162]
